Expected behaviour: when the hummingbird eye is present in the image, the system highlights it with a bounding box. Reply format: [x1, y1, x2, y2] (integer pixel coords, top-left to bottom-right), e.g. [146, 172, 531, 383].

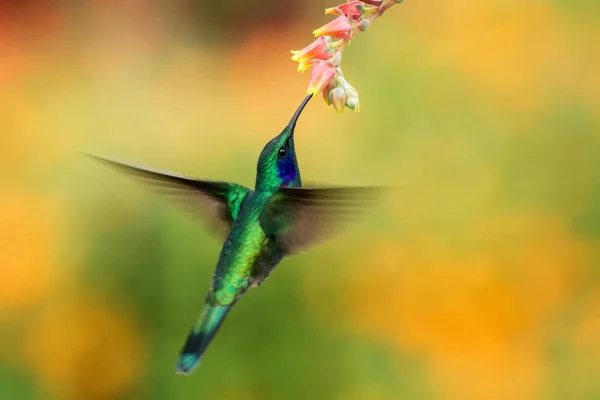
[277, 147, 287, 159]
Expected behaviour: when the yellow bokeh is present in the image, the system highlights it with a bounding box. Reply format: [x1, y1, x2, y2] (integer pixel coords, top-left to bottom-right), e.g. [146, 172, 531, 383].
[0, 189, 61, 311]
[399, 1, 590, 113]
[325, 214, 592, 399]
[24, 292, 145, 400]
[573, 292, 600, 356]
[1, 0, 598, 398]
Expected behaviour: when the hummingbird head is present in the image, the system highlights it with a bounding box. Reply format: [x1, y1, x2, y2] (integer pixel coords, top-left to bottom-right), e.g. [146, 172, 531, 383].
[255, 94, 312, 191]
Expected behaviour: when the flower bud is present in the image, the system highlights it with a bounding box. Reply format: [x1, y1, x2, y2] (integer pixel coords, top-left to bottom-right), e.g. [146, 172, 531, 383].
[335, 75, 350, 89]
[357, 20, 370, 32]
[329, 87, 347, 113]
[322, 81, 335, 105]
[345, 86, 358, 99]
[345, 94, 360, 111]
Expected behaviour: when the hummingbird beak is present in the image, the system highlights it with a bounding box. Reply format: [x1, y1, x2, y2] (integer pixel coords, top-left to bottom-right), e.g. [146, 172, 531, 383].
[286, 93, 313, 136]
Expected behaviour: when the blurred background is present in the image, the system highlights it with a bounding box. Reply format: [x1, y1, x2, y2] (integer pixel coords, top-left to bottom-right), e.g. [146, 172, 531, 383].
[1, 0, 599, 399]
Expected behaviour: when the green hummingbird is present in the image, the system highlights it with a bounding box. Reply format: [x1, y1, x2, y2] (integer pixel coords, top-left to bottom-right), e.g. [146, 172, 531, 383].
[87, 94, 381, 375]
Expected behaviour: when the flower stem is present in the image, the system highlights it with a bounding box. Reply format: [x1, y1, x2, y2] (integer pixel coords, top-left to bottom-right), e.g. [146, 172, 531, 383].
[368, 0, 399, 21]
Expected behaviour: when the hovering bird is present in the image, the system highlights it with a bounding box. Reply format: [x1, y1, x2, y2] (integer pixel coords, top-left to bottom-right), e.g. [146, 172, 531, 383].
[87, 94, 381, 375]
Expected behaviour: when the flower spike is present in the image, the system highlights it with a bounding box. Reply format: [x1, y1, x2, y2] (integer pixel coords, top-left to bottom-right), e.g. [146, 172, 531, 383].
[291, 0, 404, 112]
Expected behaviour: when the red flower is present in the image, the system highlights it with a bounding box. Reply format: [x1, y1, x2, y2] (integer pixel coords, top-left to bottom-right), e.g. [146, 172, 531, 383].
[291, 37, 331, 72]
[313, 15, 353, 39]
[306, 60, 337, 96]
[325, 1, 364, 21]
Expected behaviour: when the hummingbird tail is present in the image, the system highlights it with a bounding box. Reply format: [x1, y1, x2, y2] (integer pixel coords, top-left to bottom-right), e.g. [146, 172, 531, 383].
[175, 294, 233, 375]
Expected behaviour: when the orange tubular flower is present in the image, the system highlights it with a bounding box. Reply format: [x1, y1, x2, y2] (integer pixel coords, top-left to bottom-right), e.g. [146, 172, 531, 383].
[325, 1, 365, 21]
[306, 60, 336, 95]
[291, 37, 331, 72]
[313, 15, 353, 39]
[292, 0, 403, 112]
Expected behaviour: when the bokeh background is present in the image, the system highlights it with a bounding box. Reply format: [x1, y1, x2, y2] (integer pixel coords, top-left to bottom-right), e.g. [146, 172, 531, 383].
[1, 1, 599, 399]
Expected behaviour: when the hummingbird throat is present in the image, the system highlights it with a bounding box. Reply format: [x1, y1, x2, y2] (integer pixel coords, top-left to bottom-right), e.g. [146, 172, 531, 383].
[255, 94, 313, 190]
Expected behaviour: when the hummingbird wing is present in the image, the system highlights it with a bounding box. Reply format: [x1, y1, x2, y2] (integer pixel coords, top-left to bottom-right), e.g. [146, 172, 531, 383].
[85, 154, 250, 238]
[259, 186, 383, 255]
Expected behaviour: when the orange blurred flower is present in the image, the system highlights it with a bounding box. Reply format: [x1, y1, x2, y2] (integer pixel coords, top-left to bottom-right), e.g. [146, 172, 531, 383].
[564, 290, 600, 396]
[24, 292, 145, 399]
[306, 214, 592, 398]
[0, 190, 61, 311]
[572, 292, 600, 356]
[402, 0, 572, 112]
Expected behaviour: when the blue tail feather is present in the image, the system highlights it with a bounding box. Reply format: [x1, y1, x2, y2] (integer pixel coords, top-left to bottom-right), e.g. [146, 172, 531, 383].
[175, 298, 232, 375]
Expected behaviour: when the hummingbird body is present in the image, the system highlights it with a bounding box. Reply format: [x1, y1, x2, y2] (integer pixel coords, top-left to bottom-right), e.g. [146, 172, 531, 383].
[213, 190, 282, 303]
[87, 94, 379, 375]
[177, 192, 284, 372]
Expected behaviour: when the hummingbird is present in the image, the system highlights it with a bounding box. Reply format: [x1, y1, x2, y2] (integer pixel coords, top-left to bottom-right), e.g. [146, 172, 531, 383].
[86, 94, 381, 375]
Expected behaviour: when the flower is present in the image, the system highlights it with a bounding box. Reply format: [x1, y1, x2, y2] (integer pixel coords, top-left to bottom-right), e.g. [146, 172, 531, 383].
[291, 37, 331, 72]
[313, 15, 353, 39]
[306, 60, 336, 95]
[325, 1, 365, 21]
[292, 0, 403, 112]
[0, 190, 60, 311]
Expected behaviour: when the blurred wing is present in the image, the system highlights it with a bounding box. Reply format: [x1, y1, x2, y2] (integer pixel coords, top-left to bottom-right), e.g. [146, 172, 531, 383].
[260, 186, 383, 255]
[86, 154, 250, 238]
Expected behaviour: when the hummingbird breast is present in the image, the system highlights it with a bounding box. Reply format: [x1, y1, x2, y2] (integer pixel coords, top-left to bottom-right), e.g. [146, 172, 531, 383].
[211, 191, 283, 304]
